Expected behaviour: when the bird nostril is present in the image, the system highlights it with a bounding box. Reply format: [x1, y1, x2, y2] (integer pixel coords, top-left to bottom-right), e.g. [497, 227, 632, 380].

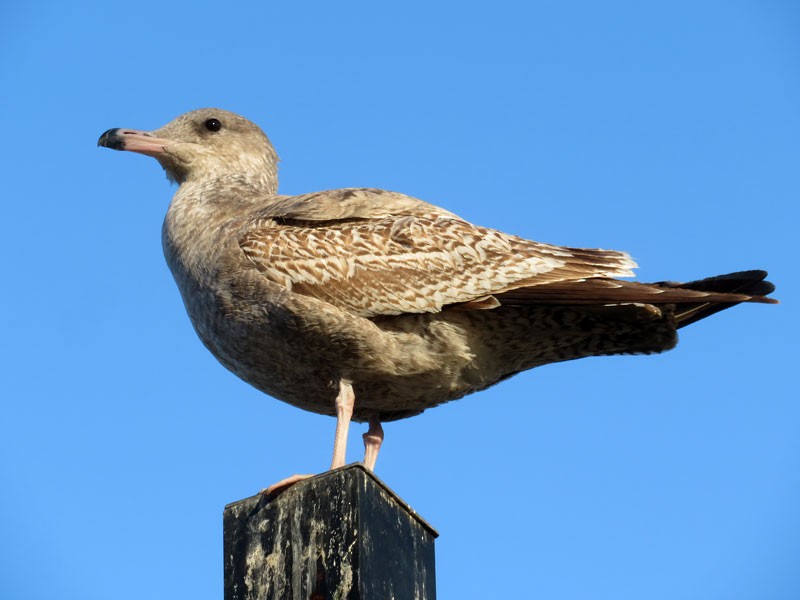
[122, 130, 151, 136]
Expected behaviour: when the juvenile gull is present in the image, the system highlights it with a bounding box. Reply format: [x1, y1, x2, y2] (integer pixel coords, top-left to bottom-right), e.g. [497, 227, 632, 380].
[98, 109, 776, 490]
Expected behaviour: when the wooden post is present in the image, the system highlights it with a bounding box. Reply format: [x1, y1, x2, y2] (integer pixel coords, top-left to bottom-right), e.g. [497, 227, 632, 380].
[224, 463, 438, 599]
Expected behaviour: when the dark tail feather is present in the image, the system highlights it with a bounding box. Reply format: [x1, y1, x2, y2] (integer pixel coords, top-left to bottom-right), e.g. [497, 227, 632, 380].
[493, 269, 776, 328]
[656, 270, 777, 328]
[496, 270, 777, 307]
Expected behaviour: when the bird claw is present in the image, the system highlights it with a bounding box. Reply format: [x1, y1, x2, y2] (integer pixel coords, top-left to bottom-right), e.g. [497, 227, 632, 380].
[261, 473, 314, 497]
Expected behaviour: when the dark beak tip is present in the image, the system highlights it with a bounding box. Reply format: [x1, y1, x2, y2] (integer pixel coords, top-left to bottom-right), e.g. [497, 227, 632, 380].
[98, 128, 125, 150]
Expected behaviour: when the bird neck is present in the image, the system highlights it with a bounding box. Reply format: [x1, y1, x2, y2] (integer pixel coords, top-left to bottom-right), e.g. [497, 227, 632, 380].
[162, 174, 275, 286]
[178, 160, 279, 194]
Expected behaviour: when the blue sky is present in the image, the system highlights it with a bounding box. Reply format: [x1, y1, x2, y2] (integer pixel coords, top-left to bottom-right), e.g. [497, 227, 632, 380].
[1, 2, 798, 599]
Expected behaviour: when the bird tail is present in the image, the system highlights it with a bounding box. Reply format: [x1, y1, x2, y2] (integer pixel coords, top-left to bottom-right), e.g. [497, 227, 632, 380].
[654, 270, 777, 328]
[493, 269, 777, 328]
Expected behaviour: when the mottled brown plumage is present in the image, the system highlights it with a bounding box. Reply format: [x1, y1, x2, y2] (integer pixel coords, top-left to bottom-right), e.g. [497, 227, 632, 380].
[98, 108, 776, 478]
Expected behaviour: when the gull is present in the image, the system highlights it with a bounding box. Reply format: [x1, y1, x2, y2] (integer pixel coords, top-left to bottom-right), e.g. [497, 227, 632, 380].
[98, 108, 776, 491]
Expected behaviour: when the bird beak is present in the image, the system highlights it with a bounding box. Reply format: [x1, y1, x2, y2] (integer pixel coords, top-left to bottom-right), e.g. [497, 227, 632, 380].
[97, 128, 174, 157]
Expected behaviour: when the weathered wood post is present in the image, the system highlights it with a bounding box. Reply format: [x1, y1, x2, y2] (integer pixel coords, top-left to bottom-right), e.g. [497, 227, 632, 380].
[224, 463, 438, 599]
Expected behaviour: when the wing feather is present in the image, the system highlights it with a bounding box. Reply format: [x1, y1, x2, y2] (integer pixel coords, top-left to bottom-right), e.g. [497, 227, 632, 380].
[239, 209, 637, 317]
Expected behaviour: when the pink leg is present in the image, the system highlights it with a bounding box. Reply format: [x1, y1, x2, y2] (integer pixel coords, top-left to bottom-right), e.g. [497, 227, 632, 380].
[330, 380, 355, 469]
[362, 416, 384, 471]
[264, 380, 355, 497]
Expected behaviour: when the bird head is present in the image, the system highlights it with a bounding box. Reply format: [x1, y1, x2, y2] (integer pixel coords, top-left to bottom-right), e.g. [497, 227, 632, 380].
[98, 108, 279, 190]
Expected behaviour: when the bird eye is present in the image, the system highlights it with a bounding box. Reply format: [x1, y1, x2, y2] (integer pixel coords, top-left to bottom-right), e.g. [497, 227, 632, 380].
[204, 118, 222, 132]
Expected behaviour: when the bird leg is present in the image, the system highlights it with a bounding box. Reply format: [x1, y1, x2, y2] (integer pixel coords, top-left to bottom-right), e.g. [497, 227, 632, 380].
[330, 379, 355, 469]
[263, 379, 355, 497]
[362, 416, 383, 471]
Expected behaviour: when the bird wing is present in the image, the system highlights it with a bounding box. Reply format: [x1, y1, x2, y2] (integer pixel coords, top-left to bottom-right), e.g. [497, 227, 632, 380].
[250, 187, 461, 221]
[239, 190, 637, 317]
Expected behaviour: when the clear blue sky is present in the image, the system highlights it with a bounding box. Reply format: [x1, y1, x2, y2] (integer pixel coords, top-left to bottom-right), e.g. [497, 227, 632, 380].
[2, 2, 798, 599]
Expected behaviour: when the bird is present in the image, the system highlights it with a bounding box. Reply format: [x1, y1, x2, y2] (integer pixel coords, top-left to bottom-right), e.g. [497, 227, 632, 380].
[98, 108, 776, 492]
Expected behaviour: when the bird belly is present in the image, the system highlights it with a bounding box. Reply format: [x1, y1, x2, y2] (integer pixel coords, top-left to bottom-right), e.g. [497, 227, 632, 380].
[174, 269, 679, 423]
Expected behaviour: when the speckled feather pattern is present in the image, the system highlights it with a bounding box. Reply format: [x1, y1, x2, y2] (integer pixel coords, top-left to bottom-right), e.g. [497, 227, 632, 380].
[239, 204, 636, 318]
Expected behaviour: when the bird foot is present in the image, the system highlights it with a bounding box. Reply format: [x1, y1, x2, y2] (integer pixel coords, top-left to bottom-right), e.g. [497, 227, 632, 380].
[261, 473, 314, 497]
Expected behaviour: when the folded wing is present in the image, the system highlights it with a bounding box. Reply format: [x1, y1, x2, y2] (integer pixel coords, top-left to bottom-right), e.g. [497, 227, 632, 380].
[239, 191, 637, 317]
